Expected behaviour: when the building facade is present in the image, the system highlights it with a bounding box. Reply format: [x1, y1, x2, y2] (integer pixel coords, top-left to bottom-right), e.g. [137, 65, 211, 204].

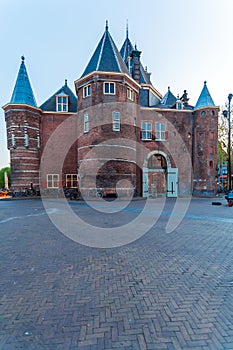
[3, 23, 219, 197]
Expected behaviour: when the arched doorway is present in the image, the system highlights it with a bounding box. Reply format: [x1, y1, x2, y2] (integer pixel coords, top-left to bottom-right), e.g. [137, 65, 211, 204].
[143, 151, 178, 198]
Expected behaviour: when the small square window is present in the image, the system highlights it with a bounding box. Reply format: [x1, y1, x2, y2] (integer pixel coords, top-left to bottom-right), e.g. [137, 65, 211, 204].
[104, 82, 115, 95]
[66, 174, 78, 188]
[47, 174, 59, 188]
[141, 122, 152, 140]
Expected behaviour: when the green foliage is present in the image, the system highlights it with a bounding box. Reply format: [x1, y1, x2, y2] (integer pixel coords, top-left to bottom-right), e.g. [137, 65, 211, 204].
[0, 167, 11, 189]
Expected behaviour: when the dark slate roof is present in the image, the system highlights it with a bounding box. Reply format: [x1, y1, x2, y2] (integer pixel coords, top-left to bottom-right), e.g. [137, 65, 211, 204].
[120, 34, 151, 85]
[195, 81, 215, 108]
[10, 56, 37, 107]
[156, 87, 177, 108]
[40, 80, 77, 112]
[81, 22, 129, 78]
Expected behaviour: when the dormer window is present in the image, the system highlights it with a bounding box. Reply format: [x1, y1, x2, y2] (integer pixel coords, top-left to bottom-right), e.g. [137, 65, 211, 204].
[83, 84, 91, 98]
[56, 94, 68, 112]
[104, 82, 115, 95]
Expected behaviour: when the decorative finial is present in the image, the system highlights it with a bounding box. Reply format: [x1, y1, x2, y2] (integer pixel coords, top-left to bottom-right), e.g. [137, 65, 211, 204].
[65, 79, 67, 86]
[135, 44, 137, 50]
[21, 55, 25, 62]
[204, 80, 207, 85]
[106, 20, 108, 31]
[168, 86, 170, 91]
[126, 19, 129, 38]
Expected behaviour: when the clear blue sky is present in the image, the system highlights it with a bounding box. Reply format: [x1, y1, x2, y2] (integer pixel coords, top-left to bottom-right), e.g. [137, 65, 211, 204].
[1, 0, 233, 169]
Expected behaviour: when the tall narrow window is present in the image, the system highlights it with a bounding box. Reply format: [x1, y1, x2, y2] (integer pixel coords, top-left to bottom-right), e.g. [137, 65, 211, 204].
[24, 133, 29, 147]
[155, 123, 165, 140]
[127, 88, 134, 101]
[83, 85, 91, 98]
[47, 174, 59, 188]
[56, 95, 68, 112]
[104, 82, 115, 94]
[141, 122, 152, 140]
[112, 111, 120, 131]
[66, 174, 78, 188]
[84, 113, 89, 133]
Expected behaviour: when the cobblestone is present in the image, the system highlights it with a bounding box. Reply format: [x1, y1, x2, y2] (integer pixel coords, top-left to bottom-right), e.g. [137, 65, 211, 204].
[1, 198, 233, 349]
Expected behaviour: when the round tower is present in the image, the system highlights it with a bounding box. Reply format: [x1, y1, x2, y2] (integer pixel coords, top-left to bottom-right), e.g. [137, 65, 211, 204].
[3, 57, 41, 191]
[75, 23, 140, 197]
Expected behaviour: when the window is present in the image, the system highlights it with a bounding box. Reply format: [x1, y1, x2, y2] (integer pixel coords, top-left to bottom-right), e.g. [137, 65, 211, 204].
[127, 88, 134, 101]
[210, 146, 214, 154]
[84, 113, 89, 133]
[24, 133, 29, 147]
[47, 174, 59, 188]
[141, 122, 152, 140]
[210, 132, 214, 140]
[112, 111, 120, 131]
[56, 95, 68, 112]
[66, 174, 78, 188]
[104, 82, 115, 94]
[83, 85, 91, 98]
[156, 123, 165, 140]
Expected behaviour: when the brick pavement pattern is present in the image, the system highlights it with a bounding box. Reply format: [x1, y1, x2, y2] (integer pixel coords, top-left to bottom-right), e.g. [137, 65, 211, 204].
[1, 198, 233, 349]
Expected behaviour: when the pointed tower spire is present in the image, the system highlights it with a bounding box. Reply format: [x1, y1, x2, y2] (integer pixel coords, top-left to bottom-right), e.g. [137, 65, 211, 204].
[81, 23, 129, 78]
[10, 56, 37, 107]
[195, 81, 215, 108]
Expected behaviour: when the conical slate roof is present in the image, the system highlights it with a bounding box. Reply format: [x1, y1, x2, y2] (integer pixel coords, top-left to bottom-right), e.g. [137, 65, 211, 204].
[195, 81, 215, 108]
[10, 56, 37, 107]
[120, 31, 151, 85]
[159, 87, 177, 107]
[120, 29, 134, 63]
[81, 22, 129, 78]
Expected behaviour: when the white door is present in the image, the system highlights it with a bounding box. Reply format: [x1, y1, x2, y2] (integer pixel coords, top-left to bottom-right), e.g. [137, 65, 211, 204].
[167, 168, 178, 197]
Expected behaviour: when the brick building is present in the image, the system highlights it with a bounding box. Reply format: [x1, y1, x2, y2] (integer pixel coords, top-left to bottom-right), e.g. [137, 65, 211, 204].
[3, 23, 219, 197]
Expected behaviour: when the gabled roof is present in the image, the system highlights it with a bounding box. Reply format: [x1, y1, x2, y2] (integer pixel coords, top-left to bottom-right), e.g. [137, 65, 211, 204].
[81, 22, 129, 78]
[120, 34, 151, 85]
[195, 81, 215, 108]
[10, 56, 37, 107]
[157, 87, 177, 108]
[40, 80, 77, 112]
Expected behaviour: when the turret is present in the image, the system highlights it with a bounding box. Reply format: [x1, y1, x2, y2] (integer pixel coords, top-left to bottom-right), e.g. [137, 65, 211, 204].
[3, 57, 41, 191]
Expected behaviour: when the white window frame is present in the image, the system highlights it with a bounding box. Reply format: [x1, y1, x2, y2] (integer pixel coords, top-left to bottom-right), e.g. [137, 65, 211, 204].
[112, 111, 120, 131]
[141, 121, 152, 140]
[156, 123, 166, 141]
[127, 88, 134, 101]
[66, 174, 78, 188]
[84, 113, 89, 133]
[83, 84, 91, 98]
[47, 174, 59, 188]
[104, 82, 115, 95]
[56, 95, 68, 112]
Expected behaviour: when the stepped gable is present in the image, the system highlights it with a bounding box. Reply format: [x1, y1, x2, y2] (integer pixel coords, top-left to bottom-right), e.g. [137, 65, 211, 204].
[10, 56, 37, 107]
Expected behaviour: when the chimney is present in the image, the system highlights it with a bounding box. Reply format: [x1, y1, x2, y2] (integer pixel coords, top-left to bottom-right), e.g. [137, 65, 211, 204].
[130, 45, 141, 84]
